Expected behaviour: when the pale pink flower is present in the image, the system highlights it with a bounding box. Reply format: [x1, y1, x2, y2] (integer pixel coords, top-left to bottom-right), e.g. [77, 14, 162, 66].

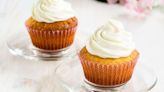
[124, 0, 153, 16]
[160, 0, 164, 4]
[107, 0, 154, 16]
[154, 0, 164, 6]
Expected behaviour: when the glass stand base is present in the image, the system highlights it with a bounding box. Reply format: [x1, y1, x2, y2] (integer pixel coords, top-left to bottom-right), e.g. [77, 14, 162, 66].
[55, 57, 157, 92]
[83, 80, 126, 92]
[6, 32, 78, 61]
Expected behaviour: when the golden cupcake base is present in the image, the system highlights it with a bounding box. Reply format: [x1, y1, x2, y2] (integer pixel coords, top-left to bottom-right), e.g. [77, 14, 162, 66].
[27, 27, 77, 50]
[79, 47, 139, 86]
[25, 17, 78, 51]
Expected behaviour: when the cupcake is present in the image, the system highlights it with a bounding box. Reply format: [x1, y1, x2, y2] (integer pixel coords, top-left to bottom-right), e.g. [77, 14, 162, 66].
[25, 0, 78, 51]
[79, 19, 139, 87]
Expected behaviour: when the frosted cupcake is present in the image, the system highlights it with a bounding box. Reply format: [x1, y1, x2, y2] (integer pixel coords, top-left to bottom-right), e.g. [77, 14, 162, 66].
[25, 0, 78, 51]
[79, 19, 139, 87]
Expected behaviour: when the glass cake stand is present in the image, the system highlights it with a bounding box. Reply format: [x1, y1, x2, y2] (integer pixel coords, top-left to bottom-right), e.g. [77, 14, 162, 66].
[6, 31, 79, 61]
[55, 56, 157, 92]
[6, 29, 157, 92]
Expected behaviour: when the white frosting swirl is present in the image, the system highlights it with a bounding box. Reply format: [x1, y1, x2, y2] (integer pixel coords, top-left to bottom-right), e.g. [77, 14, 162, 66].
[86, 19, 135, 58]
[32, 0, 75, 23]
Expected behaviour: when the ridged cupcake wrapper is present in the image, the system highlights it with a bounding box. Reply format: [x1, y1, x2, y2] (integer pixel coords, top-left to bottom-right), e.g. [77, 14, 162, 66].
[79, 56, 138, 87]
[27, 27, 77, 50]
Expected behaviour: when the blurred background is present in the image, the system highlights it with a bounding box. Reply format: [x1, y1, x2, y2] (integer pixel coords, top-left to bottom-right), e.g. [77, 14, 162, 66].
[0, 0, 164, 92]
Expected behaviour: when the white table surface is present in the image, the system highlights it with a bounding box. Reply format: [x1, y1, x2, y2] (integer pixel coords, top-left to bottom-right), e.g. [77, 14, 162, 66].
[0, 0, 164, 92]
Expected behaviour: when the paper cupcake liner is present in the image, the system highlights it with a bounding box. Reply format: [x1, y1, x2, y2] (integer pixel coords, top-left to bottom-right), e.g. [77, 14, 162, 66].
[26, 27, 77, 50]
[79, 56, 138, 87]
